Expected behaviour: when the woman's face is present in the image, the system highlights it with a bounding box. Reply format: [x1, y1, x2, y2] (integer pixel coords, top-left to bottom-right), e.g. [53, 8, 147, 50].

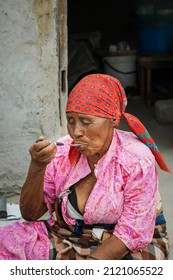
[66, 112, 115, 158]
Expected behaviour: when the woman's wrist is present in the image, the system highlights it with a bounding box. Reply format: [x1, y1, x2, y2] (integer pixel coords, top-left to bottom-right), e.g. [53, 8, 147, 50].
[30, 160, 47, 171]
[87, 255, 100, 260]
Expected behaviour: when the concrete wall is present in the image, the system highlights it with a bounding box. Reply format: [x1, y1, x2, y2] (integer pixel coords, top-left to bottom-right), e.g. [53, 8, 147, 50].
[0, 0, 67, 195]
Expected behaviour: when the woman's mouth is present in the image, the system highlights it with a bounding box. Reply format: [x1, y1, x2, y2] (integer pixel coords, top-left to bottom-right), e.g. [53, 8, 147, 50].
[75, 143, 88, 150]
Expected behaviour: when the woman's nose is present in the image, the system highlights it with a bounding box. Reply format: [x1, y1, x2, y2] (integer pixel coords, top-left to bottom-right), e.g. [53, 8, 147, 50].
[71, 123, 84, 138]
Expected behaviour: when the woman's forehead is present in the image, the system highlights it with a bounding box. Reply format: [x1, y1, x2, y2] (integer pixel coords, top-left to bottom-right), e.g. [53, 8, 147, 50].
[66, 112, 106, 120]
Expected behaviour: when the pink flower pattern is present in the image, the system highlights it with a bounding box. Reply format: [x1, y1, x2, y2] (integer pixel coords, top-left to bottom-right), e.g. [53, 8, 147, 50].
[0, 130, 158, 259]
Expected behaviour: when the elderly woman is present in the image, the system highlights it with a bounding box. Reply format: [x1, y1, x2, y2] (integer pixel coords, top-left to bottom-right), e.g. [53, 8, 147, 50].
[0, 74, 170, 260]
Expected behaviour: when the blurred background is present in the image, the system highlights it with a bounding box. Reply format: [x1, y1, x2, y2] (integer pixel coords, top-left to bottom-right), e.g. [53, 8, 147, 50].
[68, 0, 173, 107]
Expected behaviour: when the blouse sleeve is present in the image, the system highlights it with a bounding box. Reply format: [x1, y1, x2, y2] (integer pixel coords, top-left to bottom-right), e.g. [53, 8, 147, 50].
[113, 156, 158, 252]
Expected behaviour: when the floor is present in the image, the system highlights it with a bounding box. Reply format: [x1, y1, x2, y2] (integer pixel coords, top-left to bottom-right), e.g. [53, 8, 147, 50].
[4, 95, 173, 259]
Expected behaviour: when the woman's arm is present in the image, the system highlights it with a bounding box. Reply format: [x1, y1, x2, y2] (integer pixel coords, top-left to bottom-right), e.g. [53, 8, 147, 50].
[87, 235, 129, 260]
[20, 137, 57, 221]
[87, 156, 158, 260]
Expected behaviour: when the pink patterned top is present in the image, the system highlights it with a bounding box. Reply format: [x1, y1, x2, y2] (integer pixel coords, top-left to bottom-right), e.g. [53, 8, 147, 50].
[44, 129, 158, 252]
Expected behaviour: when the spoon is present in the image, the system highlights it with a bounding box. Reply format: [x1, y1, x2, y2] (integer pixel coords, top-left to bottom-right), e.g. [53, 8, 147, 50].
[55, 142, 82, 147]
[36, 139, 82, 147]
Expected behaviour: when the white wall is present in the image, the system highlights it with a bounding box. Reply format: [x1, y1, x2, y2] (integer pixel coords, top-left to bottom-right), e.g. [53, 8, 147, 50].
[0, 0, 67, 195]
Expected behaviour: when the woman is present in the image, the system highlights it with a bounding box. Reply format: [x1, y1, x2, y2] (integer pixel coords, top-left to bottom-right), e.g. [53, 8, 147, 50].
[0, 74, 170, 260]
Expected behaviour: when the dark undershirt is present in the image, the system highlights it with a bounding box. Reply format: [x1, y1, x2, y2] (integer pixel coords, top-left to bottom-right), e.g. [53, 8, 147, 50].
[68, 186, 82, 215]
[57, 186, 82, 221]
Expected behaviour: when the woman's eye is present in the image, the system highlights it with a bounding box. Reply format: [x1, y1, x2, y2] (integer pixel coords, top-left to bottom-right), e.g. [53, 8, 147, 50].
[67, 119, 75, 125]
[67, 117, 92, 126]
[81, 119, 91, 125]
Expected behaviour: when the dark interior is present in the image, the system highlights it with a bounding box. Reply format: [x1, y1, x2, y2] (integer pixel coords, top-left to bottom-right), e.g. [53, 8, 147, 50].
[67, 0, 173, 105]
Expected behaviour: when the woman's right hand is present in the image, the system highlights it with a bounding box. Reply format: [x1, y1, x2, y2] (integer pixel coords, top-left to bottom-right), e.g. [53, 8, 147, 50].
[29, 136, 57, 168]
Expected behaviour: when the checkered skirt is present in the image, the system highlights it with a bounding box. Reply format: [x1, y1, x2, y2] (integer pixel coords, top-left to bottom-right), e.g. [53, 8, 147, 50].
[45, 222, 170, 260]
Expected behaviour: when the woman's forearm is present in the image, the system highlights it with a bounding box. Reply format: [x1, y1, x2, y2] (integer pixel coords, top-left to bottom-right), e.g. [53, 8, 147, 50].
[20, 162, 47, 221]
[20, 138, 57, 221]
[87, 235, 129, 260]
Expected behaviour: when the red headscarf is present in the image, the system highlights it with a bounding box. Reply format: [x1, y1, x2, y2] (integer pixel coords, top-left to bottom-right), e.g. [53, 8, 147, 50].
[66, 74, 171, 173]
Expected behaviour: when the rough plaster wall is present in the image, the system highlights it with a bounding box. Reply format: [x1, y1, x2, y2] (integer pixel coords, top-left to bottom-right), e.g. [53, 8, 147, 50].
[0, 0, 67, 195]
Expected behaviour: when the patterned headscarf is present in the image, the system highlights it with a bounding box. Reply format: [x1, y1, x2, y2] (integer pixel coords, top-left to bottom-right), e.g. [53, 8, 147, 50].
[66, 74, 171, 173]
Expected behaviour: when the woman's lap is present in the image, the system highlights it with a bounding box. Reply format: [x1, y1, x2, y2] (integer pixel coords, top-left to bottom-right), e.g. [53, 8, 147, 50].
[48, 223, 170, 260]
[0, 220, 169, 260]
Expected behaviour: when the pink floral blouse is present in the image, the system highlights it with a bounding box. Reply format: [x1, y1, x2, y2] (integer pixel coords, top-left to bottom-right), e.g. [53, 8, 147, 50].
[0, 129, 158, 259]
[44, 129, 158, 252]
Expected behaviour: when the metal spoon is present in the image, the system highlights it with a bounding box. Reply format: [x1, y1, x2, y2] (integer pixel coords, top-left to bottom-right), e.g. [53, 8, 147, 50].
[36, 139, 82, 147]
[55, 142, 81, 147]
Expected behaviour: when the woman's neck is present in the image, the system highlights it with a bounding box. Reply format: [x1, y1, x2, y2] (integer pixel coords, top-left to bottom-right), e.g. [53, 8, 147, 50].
[87, 154, 100, 171]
